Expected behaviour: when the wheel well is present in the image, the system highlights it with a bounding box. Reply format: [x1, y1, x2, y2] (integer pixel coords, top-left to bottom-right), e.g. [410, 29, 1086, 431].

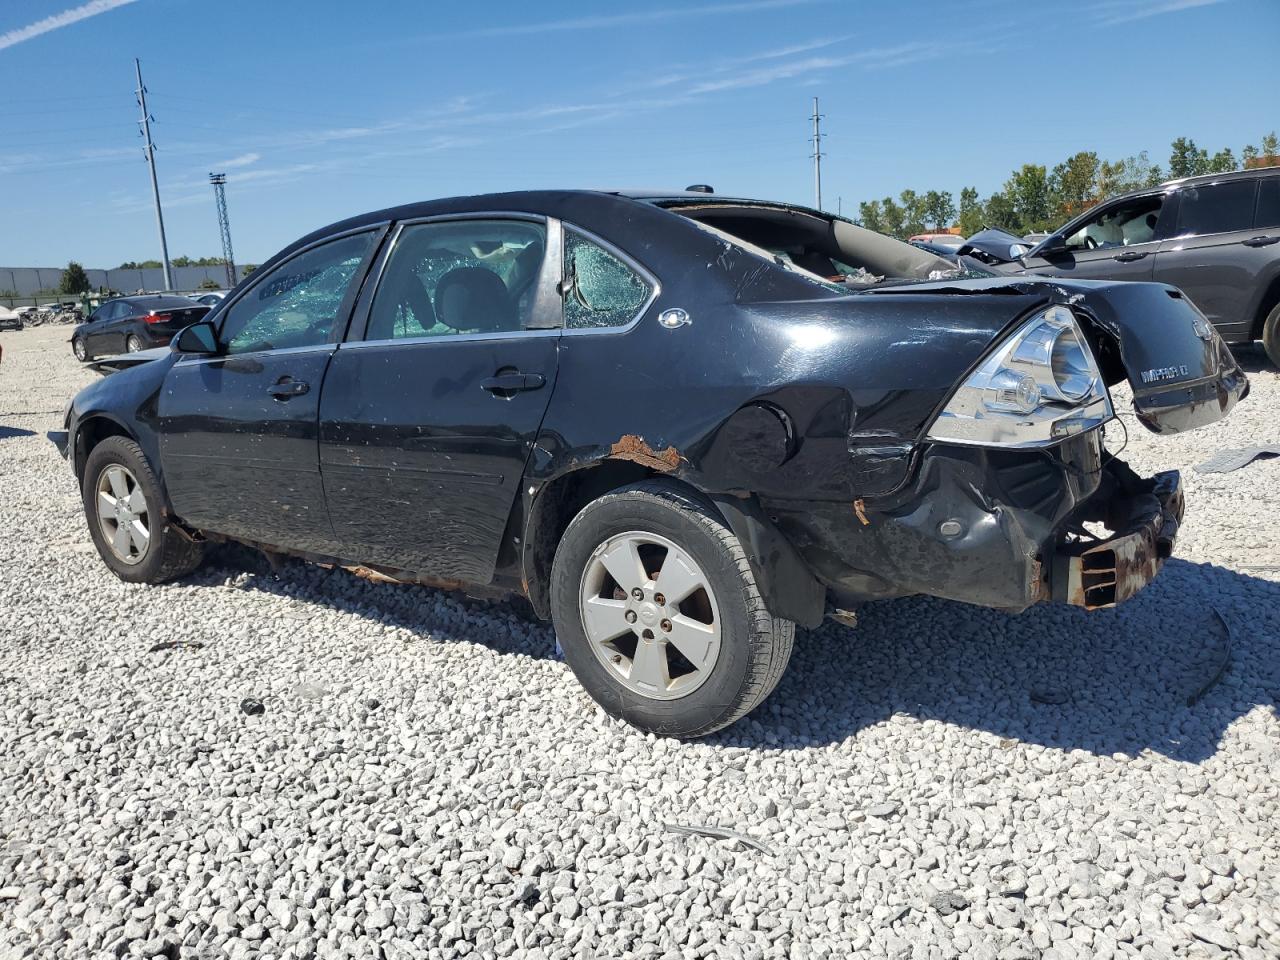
[1252, 273, 1280, 340]
[74, 415, 133, 481]
[523, 461, 699, 618]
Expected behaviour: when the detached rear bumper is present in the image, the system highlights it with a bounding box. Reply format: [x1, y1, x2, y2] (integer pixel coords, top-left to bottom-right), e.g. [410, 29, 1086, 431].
[1052, 470, 1182, 610]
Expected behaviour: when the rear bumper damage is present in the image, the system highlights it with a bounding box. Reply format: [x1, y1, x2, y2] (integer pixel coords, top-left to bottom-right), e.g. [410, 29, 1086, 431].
[765, 430, 1184, 614]
[1052, 470, 1182, 610]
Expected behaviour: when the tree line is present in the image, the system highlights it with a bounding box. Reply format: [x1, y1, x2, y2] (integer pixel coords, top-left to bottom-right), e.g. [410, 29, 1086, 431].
[857, 131, 1280, 240]
[117, 255, 231, 269]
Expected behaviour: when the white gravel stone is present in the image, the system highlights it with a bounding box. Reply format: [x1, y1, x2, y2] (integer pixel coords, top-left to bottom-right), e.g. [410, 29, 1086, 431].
[1, 325, 1278, 958]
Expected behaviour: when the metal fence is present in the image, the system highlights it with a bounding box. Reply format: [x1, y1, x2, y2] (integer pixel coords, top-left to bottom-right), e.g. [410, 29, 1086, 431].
[0, 264, 250, 306]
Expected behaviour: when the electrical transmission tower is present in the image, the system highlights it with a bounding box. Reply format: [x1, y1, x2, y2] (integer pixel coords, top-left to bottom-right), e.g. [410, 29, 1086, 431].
[209, 174, 236, 288]
[135, 58, 172, 291]
[810, 96, 824, 212]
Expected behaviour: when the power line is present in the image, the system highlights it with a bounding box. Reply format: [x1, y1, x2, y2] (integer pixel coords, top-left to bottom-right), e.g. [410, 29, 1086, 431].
[135, 58, 173, 292]
[810, 96, 824, 212]
[209, 173, 236, 288]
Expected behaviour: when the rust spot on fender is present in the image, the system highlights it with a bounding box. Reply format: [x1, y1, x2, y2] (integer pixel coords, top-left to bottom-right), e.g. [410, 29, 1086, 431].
[609, 434, 683, 473]
[853, 499, 870, 526]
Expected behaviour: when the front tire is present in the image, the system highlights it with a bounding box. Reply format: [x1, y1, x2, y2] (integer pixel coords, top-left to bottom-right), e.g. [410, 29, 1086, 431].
[550, 480, 794, 738]
[72, 337, 87, 361]
[82, 436, 204, 583]
[1262, 301, 1280, 369]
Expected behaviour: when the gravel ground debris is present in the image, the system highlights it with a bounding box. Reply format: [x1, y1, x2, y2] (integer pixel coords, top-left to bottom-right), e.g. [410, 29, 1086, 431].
[1, 324, 1278, 958]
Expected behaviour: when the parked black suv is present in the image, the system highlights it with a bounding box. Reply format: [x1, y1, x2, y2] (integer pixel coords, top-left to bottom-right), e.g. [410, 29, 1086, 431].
[967, 166, 1280, 365]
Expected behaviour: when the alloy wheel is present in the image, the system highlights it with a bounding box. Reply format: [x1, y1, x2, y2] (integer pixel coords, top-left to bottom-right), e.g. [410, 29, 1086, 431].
[73, 339, 86, 361]
[95, 464, 150, 565]
[126, 335, 142, 353]
[579, 531, 722, 700]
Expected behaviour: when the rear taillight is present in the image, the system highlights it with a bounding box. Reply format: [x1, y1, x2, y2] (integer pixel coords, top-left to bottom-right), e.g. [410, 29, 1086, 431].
[145, 312, 172, 324]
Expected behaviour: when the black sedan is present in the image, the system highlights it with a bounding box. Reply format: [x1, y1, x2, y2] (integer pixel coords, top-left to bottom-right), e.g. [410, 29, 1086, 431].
[60, 189, 1247, 737]
[71, 295, 211, 361]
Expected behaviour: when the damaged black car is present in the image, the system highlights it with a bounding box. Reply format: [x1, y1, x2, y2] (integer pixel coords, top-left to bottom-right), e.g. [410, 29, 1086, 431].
[59, 189, 1248, 737]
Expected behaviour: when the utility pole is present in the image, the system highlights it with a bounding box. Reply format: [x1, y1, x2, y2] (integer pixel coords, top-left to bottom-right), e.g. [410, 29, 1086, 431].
[810, 96, 824, 212]
[134, 58, 172, 292]
[209, 173, 236, 287]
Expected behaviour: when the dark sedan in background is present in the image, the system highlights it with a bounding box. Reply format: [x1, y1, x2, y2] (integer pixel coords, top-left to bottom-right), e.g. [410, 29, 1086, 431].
[963, 166, 1280, 365]
[61, 189, 1246, 737]
[71, 295, 211, 361]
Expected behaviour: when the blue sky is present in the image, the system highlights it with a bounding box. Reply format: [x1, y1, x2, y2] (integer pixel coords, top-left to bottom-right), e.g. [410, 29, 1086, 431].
[0, 0, 1275, 268]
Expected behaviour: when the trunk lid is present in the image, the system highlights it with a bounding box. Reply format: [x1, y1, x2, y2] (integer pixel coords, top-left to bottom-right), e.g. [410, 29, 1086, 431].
[864, 276, 1247, 435]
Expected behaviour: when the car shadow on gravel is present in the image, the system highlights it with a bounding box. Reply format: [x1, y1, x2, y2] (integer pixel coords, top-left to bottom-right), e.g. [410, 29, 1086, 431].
[1228, 342, 1274, 374]
[0, 425, 36, 439]
[191, 546, 1277, 762]
[715, 558, 1280, 762]
[190, 544, 559, 661]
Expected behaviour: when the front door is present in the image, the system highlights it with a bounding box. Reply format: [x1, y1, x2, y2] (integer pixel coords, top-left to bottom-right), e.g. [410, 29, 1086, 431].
[319, 216, 561, 582]
[1021, 192, 1168, 283]
[158, 230, 380, 553]
[1153, 178, 1262, 341]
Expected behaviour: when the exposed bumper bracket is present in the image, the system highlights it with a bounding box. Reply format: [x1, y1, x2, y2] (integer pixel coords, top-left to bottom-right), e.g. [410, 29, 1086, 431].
[1055, 470, 1183, 610]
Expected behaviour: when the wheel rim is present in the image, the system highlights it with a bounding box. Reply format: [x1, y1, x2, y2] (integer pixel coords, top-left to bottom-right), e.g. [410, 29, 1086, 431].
[95, 464, 150, 565]
[73, 339, 85, 360]
[127, 336, 141, 352]
[579, 531, 722, 701]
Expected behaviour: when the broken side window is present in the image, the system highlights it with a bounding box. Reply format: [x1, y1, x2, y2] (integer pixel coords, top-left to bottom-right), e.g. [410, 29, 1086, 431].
[562, 230, 651, 329]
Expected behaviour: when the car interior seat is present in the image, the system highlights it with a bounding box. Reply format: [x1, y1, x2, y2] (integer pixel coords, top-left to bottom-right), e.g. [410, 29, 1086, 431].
[434, 267, 516, 333]
[367, 267, 435, 340]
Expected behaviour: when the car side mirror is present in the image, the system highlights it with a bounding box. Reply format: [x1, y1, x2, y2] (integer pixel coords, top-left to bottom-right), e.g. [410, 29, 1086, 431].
[1036, 235, 1068, 257]
[173, 320, 219, 355]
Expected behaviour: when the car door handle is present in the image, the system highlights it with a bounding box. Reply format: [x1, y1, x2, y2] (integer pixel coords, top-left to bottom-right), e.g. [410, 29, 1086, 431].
[267, 379, 309, 398]
[1242, 235, 1279, 248]
[1113, 251, 1148, 262]
[480, 373, 545, 394]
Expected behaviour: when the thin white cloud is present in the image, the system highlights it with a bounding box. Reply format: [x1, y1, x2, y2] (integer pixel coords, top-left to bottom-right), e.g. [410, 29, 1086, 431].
[0, 0, 138, 51]
[452, 0, 816, 38]
[216, 152, 260, 170]
[1091, 0, 1228, 26]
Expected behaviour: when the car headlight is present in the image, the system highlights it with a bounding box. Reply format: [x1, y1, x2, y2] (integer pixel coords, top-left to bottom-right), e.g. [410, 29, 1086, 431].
[926, 305, 1112, 448]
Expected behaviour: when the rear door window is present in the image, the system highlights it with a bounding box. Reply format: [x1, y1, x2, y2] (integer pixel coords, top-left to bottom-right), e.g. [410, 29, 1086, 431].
[562, 230, 653, 329]
[1254, 178, 1280, 229]
[1174, 181, 1258, 237]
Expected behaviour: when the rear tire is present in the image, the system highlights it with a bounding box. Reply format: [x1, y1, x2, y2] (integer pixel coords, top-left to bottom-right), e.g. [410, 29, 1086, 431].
[82, 436, 204, 584]
[1263, 301, 1280, 369]
[550, 479, 794, 738]
[126, 334, 143, 353]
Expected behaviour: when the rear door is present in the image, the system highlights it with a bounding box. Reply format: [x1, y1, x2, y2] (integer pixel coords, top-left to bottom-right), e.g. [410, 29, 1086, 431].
[158, 228, 382, 553]
[1021, 193, 1167, 282]
[1153, 177, 1265, 341]
[319, 214, 562, 582]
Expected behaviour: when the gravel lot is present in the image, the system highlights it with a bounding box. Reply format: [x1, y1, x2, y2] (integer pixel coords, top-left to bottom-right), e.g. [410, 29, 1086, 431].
[1, 323, 1278, 960]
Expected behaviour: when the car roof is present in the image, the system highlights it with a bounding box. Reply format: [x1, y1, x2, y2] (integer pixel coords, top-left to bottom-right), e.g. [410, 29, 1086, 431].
[1104, 163, 1280, 205]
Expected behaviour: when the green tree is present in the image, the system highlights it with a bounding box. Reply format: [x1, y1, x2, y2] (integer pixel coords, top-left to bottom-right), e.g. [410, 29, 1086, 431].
[1099, 151, 1163, 196]
[172, 255, 193, 267]
[1003, 164, 1052, 233]
[1243, 143, 1260, 168]
[896, 190, 927, 237]
[1169, 137, 1209, 178]
[957, 186, 983, 236]
[1049, 151, 1100, 221]
[923, 190, 956, 231]
[60, 261, 89, 295]
[983, 191, 1017, 232]
[858, 199, 885, 233]
[879, 196, 907, 239]
[241, 264, 257, 276]
[1259, 131, 1280, 168]
[199, 278, 221, 290]
[1207, 148, 1237, 173]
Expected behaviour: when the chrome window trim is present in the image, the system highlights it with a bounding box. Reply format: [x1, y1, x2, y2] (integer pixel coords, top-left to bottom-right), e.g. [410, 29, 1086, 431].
[175, 343, 337, 366]
[355, 212, 561, 345]
[559, 223, 661, 337]
[342, 328, 561, 350]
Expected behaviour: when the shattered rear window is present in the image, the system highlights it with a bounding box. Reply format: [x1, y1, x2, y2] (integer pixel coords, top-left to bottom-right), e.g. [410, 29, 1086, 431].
[563, 230, 651, 329]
